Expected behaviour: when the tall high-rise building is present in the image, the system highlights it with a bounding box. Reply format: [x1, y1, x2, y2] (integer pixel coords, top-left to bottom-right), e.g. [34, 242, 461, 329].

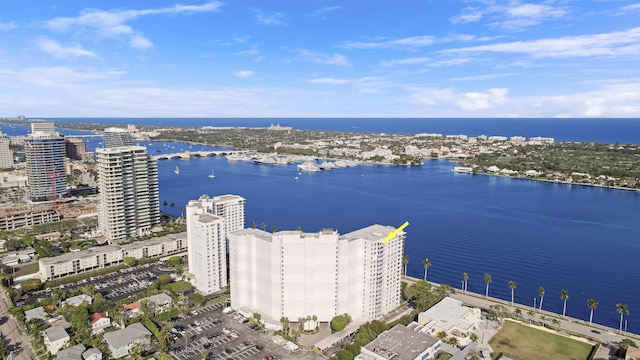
[228, 224, 404, 325]
[104, 127, 133, 148]
[96, 146, 160, 243]
[65, 138, 87, 160]
[25, 122, 67, 203]
[187, 194, 245, 294]
[0, 130, 13, 169]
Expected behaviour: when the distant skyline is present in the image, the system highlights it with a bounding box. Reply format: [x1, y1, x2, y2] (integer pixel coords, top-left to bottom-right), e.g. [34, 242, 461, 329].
[1, 1, 639, 118]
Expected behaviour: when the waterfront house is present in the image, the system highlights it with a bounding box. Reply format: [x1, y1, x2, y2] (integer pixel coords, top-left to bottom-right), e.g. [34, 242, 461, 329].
[416, 297, 482, 347]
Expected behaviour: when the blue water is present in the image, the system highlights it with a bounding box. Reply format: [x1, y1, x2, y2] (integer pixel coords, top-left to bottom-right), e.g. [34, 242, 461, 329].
[22, 117, 640, 144]
[3, 118, 640, 333]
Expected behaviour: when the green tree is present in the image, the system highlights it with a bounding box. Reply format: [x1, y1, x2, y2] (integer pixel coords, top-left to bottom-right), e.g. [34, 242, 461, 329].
[20, 278, 43, 292]
[447, 336, 459, 347]
[159, 326, 171, 350]
[167, 256, 182, 268]
[508, 281, 516, 305]
[0, 338, 8, 359]
[469, 332, 478, 343]
[436, 330, 448, 340]
[280, 316, 290, 334]
[5, 238, 25, 251]
[331, 314, 349, 332]
[188, 293, 205, 306]
[123, 256, 137, 267]
[483, 273, 492, 298]
[253, 312, 261, 322]
[169, 281, 192, 294]
[261, 222, 267, 231]
[538, 286, 545, 310]
[271, 225, 277, 233]
[157, 274, 171, 286]
[422, 258, 431, 281]
[250, 222, 257, 229]
[587, 298, 598, 324]
[551, 318, 561, 331]
[560, 289, 569, 317]
[617, 303, 630, 333]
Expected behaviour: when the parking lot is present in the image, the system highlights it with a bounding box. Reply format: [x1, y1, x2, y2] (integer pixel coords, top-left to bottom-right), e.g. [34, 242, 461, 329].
[168, 302, 323, 360]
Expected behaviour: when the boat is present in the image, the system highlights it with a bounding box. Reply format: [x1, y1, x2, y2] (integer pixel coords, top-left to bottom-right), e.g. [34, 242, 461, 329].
[208, 170, 215, 179]
[174, 166, 180, 174]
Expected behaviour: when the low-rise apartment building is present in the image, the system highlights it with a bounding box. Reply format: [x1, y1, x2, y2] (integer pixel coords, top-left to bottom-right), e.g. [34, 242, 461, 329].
[39, 232, 187, 281]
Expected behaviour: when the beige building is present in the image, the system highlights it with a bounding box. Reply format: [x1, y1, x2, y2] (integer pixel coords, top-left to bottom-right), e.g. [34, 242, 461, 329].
[39, 232, 187, 280]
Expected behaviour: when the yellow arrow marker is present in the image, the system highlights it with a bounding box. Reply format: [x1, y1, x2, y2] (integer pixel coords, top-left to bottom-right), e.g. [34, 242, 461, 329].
[382, 221, 409, 244]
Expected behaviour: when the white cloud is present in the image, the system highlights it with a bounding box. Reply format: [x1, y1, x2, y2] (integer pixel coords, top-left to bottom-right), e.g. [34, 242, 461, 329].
[0, 22, 17, 31]
[253, 10, 286, 26]
[308, 78, 351, 85]
[340, 35, 436, 50]
[407, 87, 509, 110]
[449, 73, 518, 81]
[294, 49, 349, 66]
[443, 27, 640, 58]
[234, 70, 254, 78]
[44, 2, 221, 48]
[310, 6, 342, 18]
[37, 38, 97, 59]
[380, 57, 471, 67]
[620, 3, 640, 12]
[451, 1, 568, 31]
[0, 66, 120, 87]
[130, 35, 153, 49]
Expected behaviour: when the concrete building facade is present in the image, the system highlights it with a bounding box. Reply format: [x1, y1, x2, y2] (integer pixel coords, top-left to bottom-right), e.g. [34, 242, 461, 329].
[187, 194, 245, 294]
[25, 122, 67, 203]
[0, 129, 13, 169]
[96, 146, 160, 243]
[104, 127, 134, 148]
[228, 224, 404, 324]
[39, 233, 187, 281]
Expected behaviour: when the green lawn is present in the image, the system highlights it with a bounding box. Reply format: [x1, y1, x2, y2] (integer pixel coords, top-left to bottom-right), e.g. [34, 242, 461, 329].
[489, 321, 594, 360]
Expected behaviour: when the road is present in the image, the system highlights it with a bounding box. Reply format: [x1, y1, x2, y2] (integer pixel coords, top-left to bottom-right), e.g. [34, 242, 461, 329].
[0, 290, 37, 360]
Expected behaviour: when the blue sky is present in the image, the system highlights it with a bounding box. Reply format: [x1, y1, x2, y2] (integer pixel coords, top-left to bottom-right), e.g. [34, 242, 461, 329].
[1, 1, 639, 118]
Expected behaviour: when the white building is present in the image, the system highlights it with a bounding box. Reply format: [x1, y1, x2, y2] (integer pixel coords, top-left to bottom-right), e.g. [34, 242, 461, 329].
[357, 324, 441, 360]
[25, 122, 68, 203]
[96, 146, 160, 243]
[416, 297, 482, 347]
[228, 224, 404, 325]
[0, 130, 13, 169]
[104, 127, 134, 148]
[187, 194, 245, 294]
[44, 325, 70, 355]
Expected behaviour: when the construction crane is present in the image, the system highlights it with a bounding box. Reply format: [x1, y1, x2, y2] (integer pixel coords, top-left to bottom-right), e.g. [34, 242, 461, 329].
[25, 140, 62, 211]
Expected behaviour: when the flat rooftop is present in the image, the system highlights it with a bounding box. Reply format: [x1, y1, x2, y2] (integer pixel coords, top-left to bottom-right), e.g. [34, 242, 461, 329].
[363, 324, 439, 359]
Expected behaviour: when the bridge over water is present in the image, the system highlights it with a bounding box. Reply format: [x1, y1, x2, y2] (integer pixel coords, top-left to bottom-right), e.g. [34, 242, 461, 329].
[152, 150, 242, 160]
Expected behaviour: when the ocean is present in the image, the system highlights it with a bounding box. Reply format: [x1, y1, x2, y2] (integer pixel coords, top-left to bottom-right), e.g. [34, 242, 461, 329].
[22, 117, 640, 144]
[2, 118, 640, 333]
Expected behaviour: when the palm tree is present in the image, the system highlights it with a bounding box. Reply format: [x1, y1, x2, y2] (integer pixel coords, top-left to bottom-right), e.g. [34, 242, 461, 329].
[163, 200, 168, 210]
[436, 331, 447, 340]
[250, 222, 257, 229]
[422, 258, 431, 281]
[261, 222, 267, 231]
[508, 281, 517, 305]
[447, 336, 460, 347]
[560, 290, 569, 317]
[552, 318, 561, 331]
[538, 286, 545, 310]
[527, 310, 534, 324]
[587, 298, 598, 324]
[483, 273, 492, 298]
[462, 273, 469, 293]
[271, 225, 277, 233]
[617, 303, 630, 333]
[403, 255, 409, 277]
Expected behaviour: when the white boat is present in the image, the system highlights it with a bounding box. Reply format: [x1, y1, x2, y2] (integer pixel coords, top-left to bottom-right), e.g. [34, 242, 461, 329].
[174, 166, 180, 174]
[208, 170, 215, 179]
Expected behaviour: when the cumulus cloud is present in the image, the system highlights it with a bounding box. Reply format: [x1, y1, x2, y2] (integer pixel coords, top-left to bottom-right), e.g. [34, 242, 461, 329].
[37, 38, 97, 59]
[310, 6, 342, 18]
[442, 27, 640, 58]
[233, 70, 254, 78]
[44, 2, 220, 48]
[408, 87, 509, 110]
